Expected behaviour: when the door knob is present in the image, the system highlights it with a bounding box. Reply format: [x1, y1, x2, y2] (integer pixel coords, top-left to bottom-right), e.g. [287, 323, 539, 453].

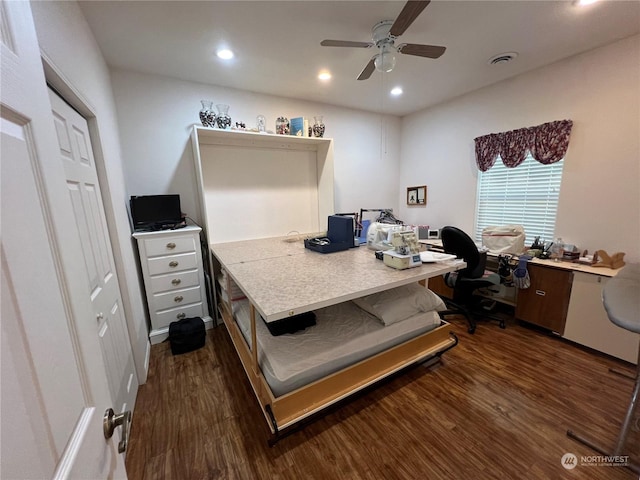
[103, 408, 131, 454]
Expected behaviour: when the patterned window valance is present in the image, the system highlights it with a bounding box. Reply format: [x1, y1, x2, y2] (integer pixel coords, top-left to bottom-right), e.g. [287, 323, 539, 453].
[474, 120, 573, 172]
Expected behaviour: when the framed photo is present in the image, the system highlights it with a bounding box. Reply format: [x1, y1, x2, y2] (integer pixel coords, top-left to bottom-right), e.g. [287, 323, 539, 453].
[407, 185, 427, 206]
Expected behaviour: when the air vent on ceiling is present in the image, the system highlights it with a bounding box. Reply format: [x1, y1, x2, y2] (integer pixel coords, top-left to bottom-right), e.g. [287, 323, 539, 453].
[488, 52, 518, 65]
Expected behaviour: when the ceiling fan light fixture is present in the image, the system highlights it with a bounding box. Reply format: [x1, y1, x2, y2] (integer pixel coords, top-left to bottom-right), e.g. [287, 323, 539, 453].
[374, 45, 397, 73]
[319, 1, 444, 81]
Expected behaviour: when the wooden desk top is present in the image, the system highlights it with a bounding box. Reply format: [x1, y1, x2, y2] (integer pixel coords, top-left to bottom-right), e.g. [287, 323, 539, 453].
[419, 239, 619, 278]
[211, 236, 464, 322]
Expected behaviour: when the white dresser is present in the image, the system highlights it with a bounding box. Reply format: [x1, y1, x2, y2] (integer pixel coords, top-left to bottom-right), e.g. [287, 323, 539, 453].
[133, 225, 212, 344]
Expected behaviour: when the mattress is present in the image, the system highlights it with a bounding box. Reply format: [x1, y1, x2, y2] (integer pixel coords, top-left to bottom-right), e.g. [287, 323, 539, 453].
[232, 299, 441, 397]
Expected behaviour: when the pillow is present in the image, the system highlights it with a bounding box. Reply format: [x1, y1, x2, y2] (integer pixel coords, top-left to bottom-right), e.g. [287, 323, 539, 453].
[352, 283, 446, 326]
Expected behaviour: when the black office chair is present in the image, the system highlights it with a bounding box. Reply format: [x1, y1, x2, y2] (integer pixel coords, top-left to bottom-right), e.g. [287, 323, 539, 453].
[438, 226, 504, 333]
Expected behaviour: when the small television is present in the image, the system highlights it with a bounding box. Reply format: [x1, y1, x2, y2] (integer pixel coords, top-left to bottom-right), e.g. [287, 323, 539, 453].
[130, 195, 182, 230]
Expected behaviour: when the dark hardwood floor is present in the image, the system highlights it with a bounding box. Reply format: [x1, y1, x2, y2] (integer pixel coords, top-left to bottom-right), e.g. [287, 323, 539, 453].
[125, 316, 639, 479]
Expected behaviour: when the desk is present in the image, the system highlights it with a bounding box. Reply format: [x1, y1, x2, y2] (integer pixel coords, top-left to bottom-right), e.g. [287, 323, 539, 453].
[419, 240, 637, 363]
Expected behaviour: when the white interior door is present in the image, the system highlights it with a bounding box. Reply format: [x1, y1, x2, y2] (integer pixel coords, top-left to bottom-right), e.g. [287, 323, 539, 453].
[1, 2, 129, 478]
[48, 88, 138, 420]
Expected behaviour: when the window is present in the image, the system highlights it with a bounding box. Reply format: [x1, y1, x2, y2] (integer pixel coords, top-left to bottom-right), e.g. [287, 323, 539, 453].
[475, 154, 564, 245]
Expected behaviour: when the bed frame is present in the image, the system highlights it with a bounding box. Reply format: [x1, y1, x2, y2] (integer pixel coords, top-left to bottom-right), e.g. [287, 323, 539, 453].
[192, 127, 463, 441]
[210, 236, 463, 443]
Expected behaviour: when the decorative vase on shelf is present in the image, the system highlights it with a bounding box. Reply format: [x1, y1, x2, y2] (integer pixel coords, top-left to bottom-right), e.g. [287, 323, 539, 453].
[256, 114, 266, 132]
[276, 116, 290, 135]
[312, 115, 325, 138]
[199, 100, 216, 127]
[215, 104, 232, 129]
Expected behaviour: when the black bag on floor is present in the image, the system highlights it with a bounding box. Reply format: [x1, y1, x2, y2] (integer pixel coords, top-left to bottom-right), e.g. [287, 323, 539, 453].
[168, 317, 205, 355]
[263, 311, 316, 336]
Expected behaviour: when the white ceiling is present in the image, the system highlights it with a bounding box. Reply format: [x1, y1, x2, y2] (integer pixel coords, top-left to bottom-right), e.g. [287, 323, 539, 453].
[79, 0, 640, 116]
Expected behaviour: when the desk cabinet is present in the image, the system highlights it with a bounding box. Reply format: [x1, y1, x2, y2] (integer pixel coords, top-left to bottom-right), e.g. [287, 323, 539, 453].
[133, 226, 212, 344]
[563, 272, 639, 364]
[515, 263, 573, 334]
[427, 274, 453, 299]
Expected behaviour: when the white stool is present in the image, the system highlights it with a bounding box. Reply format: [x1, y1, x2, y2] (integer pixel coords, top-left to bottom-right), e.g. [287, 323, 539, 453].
[567, 263, 640, 474]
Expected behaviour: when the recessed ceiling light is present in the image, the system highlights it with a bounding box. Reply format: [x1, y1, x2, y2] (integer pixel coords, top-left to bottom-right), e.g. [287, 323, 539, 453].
[217, 49, 234, 60]
[575, 0, 599, 6]
[390, 87, 403, 96]
[487, 52, 518, 65]
[318, 71, 332, 81]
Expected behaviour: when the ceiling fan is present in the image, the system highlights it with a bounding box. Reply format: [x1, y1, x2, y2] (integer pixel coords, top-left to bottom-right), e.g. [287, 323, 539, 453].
[320, 0, 446, 80]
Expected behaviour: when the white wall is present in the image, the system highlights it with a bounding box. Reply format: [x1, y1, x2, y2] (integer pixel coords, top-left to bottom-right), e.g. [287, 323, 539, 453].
[110, 70, 401, 226]
[400, 35, 640, 262]
[30, 1, 150, 381]
[27, 2, 638, 364]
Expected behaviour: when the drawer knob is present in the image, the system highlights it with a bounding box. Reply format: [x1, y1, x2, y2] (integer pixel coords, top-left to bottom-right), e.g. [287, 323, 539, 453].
[174, 295, 184, 303]
[171, 278, 181, 286]
[169, 261, 179, 268]
[177, 313, 186, 320]
[166, 242, 176, 249]
[535, 290, 546, 296]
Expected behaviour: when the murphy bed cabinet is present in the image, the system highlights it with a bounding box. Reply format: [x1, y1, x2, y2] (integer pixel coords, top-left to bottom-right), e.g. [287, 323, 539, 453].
[133, 226, 212, 344]
[515, 263, 573, 334]
[190, 126, 334, 244]
[190, 126, 334, 329]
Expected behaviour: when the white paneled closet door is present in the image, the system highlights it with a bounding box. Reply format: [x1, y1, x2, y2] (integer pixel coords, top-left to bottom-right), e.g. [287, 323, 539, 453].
[48, 88, 138, 426]
[1, 1, 131, 478]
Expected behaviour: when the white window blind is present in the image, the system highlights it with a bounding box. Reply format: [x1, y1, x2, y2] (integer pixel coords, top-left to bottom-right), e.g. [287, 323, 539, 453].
[475, 155, 564, 245]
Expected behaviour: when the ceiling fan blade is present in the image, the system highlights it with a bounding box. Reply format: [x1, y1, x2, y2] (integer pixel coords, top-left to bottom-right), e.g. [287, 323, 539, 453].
[357, 58, 376, 81]
[389, 1, 431, 37]
[321, 39, 373, 48]
[398, 43, 446, 59]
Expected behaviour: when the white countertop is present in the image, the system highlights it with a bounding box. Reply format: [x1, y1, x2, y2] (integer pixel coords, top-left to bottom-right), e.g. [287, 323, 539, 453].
[211, 236, 464, 322]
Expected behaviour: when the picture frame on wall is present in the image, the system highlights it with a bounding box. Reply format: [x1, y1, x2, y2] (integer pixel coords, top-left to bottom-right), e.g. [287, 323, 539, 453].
[407, 185, 427, 206]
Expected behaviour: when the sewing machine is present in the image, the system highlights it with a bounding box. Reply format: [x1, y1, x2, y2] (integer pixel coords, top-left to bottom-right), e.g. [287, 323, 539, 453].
[383, 231, 422, 269]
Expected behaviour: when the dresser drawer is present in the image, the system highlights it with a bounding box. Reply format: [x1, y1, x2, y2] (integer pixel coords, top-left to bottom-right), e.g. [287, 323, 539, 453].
[153, 303, 205, 330]
[144, 235, 197, 257]
[149, 270, 200, 294]
[152, 286, 202, 311]
[147, 252, 197, 276]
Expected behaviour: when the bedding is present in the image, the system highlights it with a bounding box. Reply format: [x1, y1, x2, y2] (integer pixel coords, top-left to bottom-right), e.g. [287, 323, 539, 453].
[232, 297, 441, 396]
[352, 282, 446, 326]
